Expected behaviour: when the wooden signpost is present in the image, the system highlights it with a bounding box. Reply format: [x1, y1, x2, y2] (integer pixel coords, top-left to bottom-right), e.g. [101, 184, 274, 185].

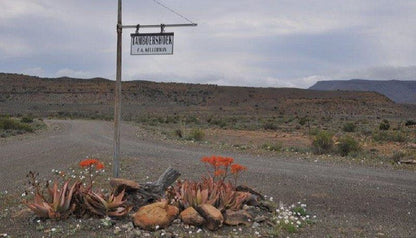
[113, 0, 197, 177]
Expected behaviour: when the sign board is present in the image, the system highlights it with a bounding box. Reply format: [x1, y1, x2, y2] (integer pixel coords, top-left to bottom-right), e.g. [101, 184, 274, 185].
[131, 32, 174, 55]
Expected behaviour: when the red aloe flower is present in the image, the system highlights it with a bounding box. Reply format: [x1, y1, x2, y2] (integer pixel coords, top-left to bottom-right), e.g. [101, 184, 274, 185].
[231, 164, 247, 174]
[214, 169, 226, 177]
[79, 159, 104, 170]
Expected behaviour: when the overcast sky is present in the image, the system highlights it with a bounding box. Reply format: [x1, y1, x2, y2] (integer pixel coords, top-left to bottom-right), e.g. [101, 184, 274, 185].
[0, 0, 415, 88]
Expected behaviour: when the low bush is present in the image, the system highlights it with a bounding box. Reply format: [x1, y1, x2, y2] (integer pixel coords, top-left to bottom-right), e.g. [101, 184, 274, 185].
[298, 117, 308, 126]
[390, 151, 406, 163]
[261, 143, 283, 152]
[174, 129, 183, 138]
[405, 120, 416, 127]
[337, 136, 360, 156]
[311, 131, 334, 154]
[263, 122, 278, 130]
[0, 118, 34, 132]
[187, 128, 205, 141]
[372, 131, 408, 143]
[21, 116, 34, 123]
[379, 119, 390, 130]
[342, 122, 356, 132]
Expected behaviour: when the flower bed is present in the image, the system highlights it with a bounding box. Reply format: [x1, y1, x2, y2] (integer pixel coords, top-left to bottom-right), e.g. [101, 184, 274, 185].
[20, 156, 316, 237]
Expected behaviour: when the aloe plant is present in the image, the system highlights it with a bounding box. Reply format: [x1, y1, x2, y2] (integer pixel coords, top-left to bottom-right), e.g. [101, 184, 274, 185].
[172, 176, 250, 211]
[83, 189, 132, 217]
[174, 179, 219, 209]
[24, 180, 80, 219]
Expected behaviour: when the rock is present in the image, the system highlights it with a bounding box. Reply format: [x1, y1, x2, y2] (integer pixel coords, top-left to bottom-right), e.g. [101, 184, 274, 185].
[180, 207, 206, 226]
[195, 204, 223, 231]
[114, 226, 122, 235]
[251, 222, 260, 228]
[243, 205, 261, 218]
[245, 194, 259, 206]
[122, 222, 134, 231]
[254, 215, 267, 223]
[133, 201, 179, 230]
[110, 178, 140, 193]
[223, 209, 252, 226]
[100, 217, 114, 228]
[132, 229, 142, 237]
[258, 200, 276, 212]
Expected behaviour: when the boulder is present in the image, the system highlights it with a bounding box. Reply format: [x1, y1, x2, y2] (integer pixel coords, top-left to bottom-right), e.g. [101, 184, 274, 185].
[223, 209, 252, 226]
[195, 204, 223, 231]
[179, 207, 205, 226]
[133, 201, 179, 230]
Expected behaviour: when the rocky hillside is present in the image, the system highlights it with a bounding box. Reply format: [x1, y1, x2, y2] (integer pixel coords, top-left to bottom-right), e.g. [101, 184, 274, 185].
[309, 79, 416, 104]
[1, 73, 414, 120]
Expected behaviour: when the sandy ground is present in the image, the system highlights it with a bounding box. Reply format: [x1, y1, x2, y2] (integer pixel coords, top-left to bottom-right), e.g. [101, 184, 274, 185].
[1, 120, 415, 237]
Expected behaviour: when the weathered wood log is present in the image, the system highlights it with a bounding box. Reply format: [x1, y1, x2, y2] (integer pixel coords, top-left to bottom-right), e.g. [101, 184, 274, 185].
[128, 167, 181, 210]
[236, 185, 264, 200]
[399, 159, 416, 164]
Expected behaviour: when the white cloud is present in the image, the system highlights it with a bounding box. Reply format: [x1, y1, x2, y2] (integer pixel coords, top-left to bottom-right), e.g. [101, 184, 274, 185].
[0, 0, 415, 89]
[0, 1, 52, 20]
[0, 35, 33, 57]
[55, 68, 95, 79]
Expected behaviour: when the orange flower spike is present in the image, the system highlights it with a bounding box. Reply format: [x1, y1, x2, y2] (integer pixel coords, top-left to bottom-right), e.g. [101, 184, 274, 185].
[201, 156, 210, 163]
[96, 162, 105, 170]
[223, 157, 234, 167]
[214, 169, 226, 177]
[231, 164, 247, 174]
[79, 158, 102, 169]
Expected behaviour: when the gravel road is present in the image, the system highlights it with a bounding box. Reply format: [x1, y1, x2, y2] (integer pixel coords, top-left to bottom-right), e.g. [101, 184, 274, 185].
[1, 120, 415, 237]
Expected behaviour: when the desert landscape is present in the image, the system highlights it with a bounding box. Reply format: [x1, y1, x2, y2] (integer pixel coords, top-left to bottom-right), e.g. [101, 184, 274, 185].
[1, 1, 416, 237]
[0, 73, 415, 237]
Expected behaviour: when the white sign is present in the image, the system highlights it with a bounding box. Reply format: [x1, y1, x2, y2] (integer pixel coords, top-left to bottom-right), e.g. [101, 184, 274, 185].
[131, 33, 174, 55]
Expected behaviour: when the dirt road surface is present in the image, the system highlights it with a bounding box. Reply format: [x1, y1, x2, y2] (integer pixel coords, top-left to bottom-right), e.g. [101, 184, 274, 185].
[1, 120, 415, 237]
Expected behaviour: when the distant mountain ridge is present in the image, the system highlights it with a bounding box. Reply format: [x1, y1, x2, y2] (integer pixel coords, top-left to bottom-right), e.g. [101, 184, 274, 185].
[2, 73, 416, 120]
[309, 79, 416, 104]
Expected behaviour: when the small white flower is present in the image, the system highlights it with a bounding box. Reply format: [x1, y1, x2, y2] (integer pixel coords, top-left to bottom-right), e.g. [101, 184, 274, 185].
[155, 225, 159, 230]
[269, 197, 273, 201]
[37, 220, 41, 223]
[254, 231, 260, 235]
[197, 229, 202, 233]
[296, 221, 301, 225]
[284, 220, 289, 224]
[188, 231, 192, 234]
[21, 193, 26, 197]
[51, 228, 56, 232]
[313, 215, 317, 219]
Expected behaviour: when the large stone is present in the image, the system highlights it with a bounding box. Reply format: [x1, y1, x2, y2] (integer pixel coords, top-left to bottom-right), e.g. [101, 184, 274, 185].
[110, 178, 140, 193]
[195, 204, 223, 231]
[223, 209, 253, 226]
[133, 201, 179, 230]
[179, 207, 205, 226]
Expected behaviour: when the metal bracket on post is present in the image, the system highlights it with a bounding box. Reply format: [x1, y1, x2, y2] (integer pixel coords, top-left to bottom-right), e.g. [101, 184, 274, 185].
[160, 24, 166, 33]
[135, 24, 140, 34]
